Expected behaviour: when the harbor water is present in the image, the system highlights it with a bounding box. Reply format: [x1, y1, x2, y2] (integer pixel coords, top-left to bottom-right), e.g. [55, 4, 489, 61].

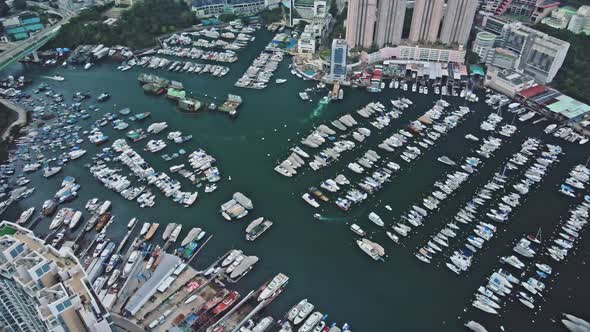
[2, 30, 590, 331]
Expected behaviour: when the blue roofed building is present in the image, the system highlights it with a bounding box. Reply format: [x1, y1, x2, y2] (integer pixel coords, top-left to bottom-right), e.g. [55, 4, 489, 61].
[2, 16, 44, 41]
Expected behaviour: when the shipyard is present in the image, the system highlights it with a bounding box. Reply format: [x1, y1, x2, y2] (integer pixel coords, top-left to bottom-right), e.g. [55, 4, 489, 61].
[0, 0, 590, 331]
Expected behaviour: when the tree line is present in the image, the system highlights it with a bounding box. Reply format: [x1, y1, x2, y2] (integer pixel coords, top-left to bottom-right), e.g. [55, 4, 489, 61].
[536, 24, 590, 104]
[45, 0, 198, 50]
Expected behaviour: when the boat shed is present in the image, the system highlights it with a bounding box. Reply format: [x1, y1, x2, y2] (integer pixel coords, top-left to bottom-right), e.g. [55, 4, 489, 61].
[123, 253, 181, 316]
[516, 86, 590, 123]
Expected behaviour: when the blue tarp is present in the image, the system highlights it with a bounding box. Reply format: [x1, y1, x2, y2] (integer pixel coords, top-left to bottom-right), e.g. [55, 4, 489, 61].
[21, 17, 41, 24]
[24, 23, 44, 32]
[5, 26, 26, 34]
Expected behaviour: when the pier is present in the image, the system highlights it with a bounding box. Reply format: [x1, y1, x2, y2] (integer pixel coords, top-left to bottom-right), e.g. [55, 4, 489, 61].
[117, 221, 138, 254]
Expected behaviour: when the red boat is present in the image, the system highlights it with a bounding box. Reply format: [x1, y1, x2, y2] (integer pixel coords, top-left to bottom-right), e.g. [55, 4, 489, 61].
[202, 289, 229, 311]
[212, 291, 240, 315]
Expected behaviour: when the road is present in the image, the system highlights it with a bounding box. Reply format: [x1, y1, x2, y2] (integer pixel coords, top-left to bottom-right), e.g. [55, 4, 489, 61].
[0, 6, 76, 71]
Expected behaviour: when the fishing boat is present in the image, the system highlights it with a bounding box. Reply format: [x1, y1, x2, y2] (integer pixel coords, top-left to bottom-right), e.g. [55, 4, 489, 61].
[368, 212, 384, 227]
[181, 227, 202, 246]
[212, 291, 240, 314]
[127, 218, 137, 229]
[17, 207, 35, 224]
[145, 223, 160, 240]
[357, 238, 384, 260]
[182, 242, 199, 259]
[97, 93, 110, 102]
[169, 224, 182, 242]
[202, 289, 229, 311]
[162, 223, 177, 241]
[438, 156, 456, 166]
[350, 223, 366, 236]
[245, 217, 273, 241]
[95, 212, 111, 232]
[258, 273, 289, 301]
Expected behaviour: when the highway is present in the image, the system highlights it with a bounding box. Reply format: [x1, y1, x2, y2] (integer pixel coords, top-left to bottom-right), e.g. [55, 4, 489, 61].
[0, 5, 76, 71]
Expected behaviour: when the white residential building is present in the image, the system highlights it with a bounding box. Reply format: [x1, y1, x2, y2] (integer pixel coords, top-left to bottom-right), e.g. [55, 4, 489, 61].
[0, 221, 112, 332]
[568, 5, 590, 34]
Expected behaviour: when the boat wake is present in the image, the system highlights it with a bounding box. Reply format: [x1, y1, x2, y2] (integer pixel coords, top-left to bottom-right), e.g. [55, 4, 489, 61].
[314, 215, 347, 223]
[309, 98, 329, 119]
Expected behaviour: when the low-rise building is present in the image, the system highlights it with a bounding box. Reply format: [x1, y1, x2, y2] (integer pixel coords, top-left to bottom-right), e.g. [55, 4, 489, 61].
[485, 47, 519, 70]
[484, 67, 536, 97]
[297, 26, 316, 55]
[483, 0, 559, 24]
[191, 0, 265, 17]
[516, 85, 590, 123]
[114, 0, 135, 6]
[568, 5, 590, 34]
[0, 221, 112, 332]
[541, 6, 577, 29]
[364, 45, 466, 64]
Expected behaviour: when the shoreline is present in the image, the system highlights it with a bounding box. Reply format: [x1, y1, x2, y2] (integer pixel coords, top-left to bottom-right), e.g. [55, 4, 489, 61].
[0, 98, 28, 141]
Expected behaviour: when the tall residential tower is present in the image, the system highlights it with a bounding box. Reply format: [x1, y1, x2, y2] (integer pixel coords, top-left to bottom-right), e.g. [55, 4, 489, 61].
[409, 0, 444, 43]
[374, 0, 407, 47]
[440, 0, 478, 45]
[345, 0, 378, 48]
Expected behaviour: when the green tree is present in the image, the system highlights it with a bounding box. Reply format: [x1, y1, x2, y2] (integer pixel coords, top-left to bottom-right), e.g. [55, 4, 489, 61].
[297, 20, 307, 31]
[13, 0, 26, 10]
[465, 50, 480, 64]
[0, 0, 9, 16]
[535, 24, 590, 104]
[329, 0, 337, 17]
[46, 0, 198, 50]
[218, 13, 237, 22]
[260, 6, 283, 24]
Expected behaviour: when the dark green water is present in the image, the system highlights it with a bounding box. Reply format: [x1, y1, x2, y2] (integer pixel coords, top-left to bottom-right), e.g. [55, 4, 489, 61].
[3, 30, 590, 331]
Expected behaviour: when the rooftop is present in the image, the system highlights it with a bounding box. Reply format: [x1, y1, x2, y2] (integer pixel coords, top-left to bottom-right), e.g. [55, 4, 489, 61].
[519, 84, 547, 98]
[547, 94, 590, 119]
[519, 86, 590, 119]
[0, 221, 112, 331]
[497, 68, 534, 85]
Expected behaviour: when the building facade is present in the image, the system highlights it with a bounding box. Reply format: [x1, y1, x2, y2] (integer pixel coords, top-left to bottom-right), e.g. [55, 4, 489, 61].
[330, 39, 348, 81]
[345, 0, 378, 48]
[483, 0, 559, 24]
[191, 0, 265, 17]
[439, 0, 478, 45]
[0, 221, 112, 332]
[374, 0, 407, 47]
[480, 14, 509, 35]
[568, 5, 590, 34]
[374, 45, 466, 63]
[541, 6, 576, 30]
[472, 31, 496, 63]
[409, 0, 444, 43]
[497, 22, 570, 83]
[298, 25, 317, 55]
[484, 67, 536, 97]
